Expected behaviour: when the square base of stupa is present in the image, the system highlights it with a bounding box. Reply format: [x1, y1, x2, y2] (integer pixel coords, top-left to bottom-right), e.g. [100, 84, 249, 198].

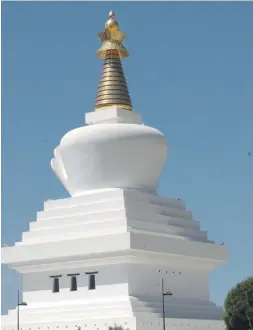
[1, 189, 227, 330]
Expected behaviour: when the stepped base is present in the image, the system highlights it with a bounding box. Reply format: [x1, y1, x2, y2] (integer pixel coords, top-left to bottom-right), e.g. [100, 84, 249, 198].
[2, 295, 225, 330]
[1, 314, 225, 330]
[1, 189, 227, 330]
[2, 189, 227, 271]
[2, 296, 223, 321]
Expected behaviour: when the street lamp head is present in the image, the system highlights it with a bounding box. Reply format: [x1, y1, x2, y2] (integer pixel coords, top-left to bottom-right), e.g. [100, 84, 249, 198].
[164, 291, 173, 296]
[18, 302, 28, 306]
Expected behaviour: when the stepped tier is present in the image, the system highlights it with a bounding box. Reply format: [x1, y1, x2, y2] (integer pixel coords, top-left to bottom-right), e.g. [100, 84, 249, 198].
[2, 297, 224, 325]
[2, 189, 227, 272]
[1, 316, 226, 330]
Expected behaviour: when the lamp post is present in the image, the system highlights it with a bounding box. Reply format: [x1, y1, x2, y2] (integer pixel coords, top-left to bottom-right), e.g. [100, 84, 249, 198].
[17, 290, 27, 330]
[162, 278, 172, 330]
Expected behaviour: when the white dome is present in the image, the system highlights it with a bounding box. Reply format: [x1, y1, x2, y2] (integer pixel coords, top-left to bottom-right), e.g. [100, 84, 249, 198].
[51, 110, 168, 197]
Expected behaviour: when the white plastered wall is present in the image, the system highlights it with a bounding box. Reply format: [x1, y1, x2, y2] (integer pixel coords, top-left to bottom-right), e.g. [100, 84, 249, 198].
[23, 264, 129, 305]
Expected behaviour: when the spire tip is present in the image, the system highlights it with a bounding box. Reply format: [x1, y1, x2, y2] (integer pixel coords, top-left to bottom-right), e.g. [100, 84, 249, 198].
[109, 10, 115, 18]
[105, 10, 119, 31]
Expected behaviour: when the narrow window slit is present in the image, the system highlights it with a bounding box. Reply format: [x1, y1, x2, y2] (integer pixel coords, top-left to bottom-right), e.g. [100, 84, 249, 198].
[85, 271, 98, 290]
[49, 275, 62, 293]
[67, 273, 80, 291]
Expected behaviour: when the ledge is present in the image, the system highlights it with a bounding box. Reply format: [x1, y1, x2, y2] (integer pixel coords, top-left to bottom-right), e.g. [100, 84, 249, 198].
[85, 107, 142, 125]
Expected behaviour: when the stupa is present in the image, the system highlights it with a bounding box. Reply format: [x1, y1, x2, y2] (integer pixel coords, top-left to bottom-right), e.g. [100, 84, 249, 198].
[2, 11, 228, 330]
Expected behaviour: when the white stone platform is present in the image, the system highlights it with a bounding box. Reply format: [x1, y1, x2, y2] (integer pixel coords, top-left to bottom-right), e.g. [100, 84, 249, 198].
[1, 316, 226, 330]
[2, 189, 226, 268]
[2, 189, 227, 329]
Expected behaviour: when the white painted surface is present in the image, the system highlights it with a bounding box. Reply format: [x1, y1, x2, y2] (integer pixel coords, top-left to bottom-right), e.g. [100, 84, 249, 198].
[2, 190, 227, 329]
[2, 105, 227, 329]
[22, 264, 129, 304]
[51, 107, 168, 197]
[1, 189, 227, 270]
[1, 316, 226, 330]
[85, 107, 142, 125]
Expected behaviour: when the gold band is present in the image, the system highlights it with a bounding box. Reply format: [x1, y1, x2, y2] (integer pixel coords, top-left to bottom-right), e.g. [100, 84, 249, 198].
[95, 104, 132, 111]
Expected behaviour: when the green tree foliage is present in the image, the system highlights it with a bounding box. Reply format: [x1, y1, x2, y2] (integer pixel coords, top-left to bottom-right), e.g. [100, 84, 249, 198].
[224, 276, 253, 330]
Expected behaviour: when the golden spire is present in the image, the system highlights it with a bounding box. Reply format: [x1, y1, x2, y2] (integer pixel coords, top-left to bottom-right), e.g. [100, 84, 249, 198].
[95, 11, 132, 111]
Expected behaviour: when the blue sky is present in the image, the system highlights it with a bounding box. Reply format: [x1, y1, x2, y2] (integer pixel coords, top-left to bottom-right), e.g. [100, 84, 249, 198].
[1, 1, 253, 315]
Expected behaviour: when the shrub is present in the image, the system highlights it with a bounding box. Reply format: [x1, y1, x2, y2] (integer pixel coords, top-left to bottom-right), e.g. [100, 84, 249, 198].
[224, 276, 253, 330]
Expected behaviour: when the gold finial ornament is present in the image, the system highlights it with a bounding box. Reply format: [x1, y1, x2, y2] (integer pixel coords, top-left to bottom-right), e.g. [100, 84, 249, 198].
[95, 11, 132, 111]
[105, 11, 119, 31]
